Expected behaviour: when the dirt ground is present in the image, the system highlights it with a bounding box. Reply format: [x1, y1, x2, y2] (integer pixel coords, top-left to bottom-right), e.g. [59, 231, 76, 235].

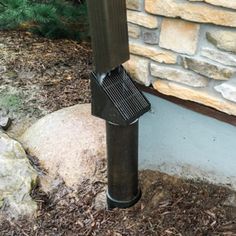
[1, 31, 236, 235]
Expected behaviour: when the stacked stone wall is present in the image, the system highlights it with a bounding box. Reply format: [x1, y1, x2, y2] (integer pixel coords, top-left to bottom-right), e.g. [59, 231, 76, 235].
[124, 0, 236, 116]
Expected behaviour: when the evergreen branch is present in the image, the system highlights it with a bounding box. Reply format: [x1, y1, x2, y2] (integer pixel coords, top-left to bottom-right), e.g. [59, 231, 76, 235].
[0, 0, 88, 40]
[0, 2, 7, 7]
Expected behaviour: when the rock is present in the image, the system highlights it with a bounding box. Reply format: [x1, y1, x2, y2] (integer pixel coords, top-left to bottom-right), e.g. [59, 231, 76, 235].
[128, 23, 141, 39]
[129, 42, 177, 64]
[0, 108, 9, 117]
[94, 191, 107, 210]
[7, 118, 37, 141]
[123, 55, 150, 86]
[0, 132, 38, 219]
[151, 63, 209, 88]
[20, 104, 106, 189]
[189, 0, 236, 10]
[0, 117, 12, 131]
[215, 79, 236, 103]
[0, 66, 6, 74]
[143, 29, 159, 45]
[145, 0, 236, 27]
[126, 0, 142, 11]
[180, 56, 236, 80]
[159, 18, 200, 55]
[201, 48, 236, 67]
[152, 80, 236, 116]
[206, 31, 236, 54]
[127, 10, 158, 29]
[223, 193, 236, 207]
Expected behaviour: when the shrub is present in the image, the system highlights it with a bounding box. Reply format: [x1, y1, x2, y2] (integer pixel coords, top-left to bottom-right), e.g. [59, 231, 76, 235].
[0, 0, 89, 40]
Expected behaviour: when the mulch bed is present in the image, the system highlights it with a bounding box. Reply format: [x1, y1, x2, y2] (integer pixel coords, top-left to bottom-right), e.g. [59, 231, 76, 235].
[1, 171, 236, 236]
[1, 31, 236, 235]
[0, 30, 92, 118]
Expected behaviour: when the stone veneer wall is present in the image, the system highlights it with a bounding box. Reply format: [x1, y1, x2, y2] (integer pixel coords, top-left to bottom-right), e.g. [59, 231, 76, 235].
[124, 0, 236, 116]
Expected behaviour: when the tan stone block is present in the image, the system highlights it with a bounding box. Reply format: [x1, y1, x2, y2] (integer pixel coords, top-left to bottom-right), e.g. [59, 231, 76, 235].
[126, 0, 142, 11]
[127, 10, 158, 29]
[159, 18, 200, 55]
[153, 80, 236, 116]
[151, 63, 208, 87]
[180, 56, 236, 80]
[145, 0, 236, 27]
[206, 31, 236, 53]
[123, 55, 150, 86]
[129, 42, 177, 64]
[189, 0, 236, 10]
[215, 79, 236, 103]
[201, 48, 236, 67]
[128, 23, 141, 39]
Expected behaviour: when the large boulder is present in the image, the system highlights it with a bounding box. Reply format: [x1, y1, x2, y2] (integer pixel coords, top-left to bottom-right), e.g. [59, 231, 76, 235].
[20, 104, 106, 189]
[0, 131, 37, 219]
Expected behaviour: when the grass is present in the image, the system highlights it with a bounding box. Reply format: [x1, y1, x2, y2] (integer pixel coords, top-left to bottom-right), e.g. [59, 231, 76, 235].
[0, 94, 23, 110]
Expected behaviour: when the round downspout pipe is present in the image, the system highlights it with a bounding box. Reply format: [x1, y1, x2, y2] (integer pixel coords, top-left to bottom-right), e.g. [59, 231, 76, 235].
[106, 120, 141, 209]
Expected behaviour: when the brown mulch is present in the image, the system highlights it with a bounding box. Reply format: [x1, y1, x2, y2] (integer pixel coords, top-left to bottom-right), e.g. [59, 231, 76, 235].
[1, 171, 236, 236]
[1, 31, 236, 235]
[0, 30, 92, 117]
